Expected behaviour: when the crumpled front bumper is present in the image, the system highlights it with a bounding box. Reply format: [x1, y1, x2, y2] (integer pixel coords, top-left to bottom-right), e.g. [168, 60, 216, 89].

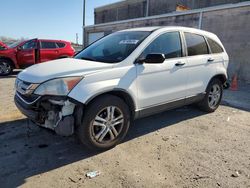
[14, 91, 83, 136]
[14, 92, 41, 122]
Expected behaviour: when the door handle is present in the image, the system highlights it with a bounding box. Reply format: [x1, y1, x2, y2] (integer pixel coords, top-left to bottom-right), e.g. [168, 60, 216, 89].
[175, 62, 185, 66]
[207, 58, 214, 62]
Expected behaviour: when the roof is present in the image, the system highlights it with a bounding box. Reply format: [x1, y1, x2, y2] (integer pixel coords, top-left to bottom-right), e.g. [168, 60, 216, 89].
[119, 27, 161, 32]
[118, 26, 218, 38]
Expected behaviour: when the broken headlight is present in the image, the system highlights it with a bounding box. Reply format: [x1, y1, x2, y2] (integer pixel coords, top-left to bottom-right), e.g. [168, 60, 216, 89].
[34, 77, 83, 96]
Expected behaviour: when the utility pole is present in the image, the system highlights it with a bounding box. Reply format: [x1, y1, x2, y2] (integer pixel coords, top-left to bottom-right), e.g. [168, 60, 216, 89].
[146, 0, 149, 17]
[82, 0, 86, 47]
[76, 33, 79, 44]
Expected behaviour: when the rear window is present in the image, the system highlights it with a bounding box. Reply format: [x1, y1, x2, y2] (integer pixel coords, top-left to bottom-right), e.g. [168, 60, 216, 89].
[184, 32, 209, 56]
[207, 38, 224, 53]
[41, 41, 57, 49]
[56, 42, 66, 48]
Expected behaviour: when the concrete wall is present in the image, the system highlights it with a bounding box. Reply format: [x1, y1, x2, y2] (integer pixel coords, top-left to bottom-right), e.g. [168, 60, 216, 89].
[94, 0, 249, 24]
[149, 0, 248, 16]
[95, 0, 146, 24]
[87, 3, 250, 81]
[202, 6, 250, 81]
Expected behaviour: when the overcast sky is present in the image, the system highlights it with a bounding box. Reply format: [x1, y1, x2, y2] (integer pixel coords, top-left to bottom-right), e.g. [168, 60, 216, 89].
[0, 0, 120, 43]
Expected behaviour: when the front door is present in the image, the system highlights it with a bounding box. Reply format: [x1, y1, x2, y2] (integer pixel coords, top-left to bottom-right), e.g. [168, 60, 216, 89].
[16, 39, 38, 67]
[136, 31, 188, 110]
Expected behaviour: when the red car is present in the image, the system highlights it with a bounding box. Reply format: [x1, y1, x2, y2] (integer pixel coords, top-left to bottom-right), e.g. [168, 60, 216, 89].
[0, 41, 8, 50]
[0, 39, 75, 75]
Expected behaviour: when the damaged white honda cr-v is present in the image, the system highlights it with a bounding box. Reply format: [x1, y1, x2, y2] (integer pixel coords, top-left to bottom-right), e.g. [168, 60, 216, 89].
[15, 26, 229, 150]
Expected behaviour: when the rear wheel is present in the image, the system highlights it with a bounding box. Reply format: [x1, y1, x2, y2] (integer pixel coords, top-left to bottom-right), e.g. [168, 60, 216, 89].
[77, 95, 130, 151]
[0, 59, 13, 76]
[198, 79, 223, 112]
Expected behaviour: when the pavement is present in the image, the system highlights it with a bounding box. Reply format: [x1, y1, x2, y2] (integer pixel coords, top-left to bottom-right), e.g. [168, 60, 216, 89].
[222, 82, 250, 111]
[0, 73, 249, 188]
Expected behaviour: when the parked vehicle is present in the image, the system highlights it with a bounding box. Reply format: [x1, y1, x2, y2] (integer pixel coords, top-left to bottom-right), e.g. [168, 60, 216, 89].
[14, 26, 229, 150]
[0, 39, 75, 75]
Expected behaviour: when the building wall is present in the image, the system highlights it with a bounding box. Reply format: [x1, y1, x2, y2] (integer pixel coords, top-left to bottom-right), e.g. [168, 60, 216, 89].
[149, 0, 247, 16]
[95, 0, 146, 24]
[201, 6, 250, 81]
[87, 3, 250, 81]
[94, 0, 248, 24]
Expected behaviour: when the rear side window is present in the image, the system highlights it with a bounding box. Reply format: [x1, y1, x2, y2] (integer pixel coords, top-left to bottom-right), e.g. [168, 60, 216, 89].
[56, 42, 66, 48]
[41, 41, 57, 49]
[207, 38, 224, 53]
[142, 32, 182, 59]
[184, 32, 209, 56]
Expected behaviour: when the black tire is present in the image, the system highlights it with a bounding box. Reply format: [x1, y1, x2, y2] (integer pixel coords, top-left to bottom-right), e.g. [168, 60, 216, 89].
[198, 78, 223, 112]
[0, 58, 13, 76]
[77, 94, 131, 151]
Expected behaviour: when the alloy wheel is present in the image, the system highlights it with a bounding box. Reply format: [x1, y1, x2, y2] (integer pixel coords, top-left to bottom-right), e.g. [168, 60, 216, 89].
[208, 84, 221, 109]
[91, 106, 124, 143]
[0, 62, 11, 75]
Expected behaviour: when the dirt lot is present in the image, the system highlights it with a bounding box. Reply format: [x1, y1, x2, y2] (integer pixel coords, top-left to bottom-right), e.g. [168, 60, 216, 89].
[0, 72, 250, 188]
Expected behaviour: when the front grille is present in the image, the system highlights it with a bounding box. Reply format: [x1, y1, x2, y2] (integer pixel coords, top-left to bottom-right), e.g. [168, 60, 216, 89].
[15, 79, 40, 104]
[17, 91, 40, 103]
[15, 79, 30, 94]
[15, 79, 38, 95]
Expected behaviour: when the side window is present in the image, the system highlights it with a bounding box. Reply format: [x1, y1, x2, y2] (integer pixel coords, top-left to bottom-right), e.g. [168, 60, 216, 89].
[21, 40, 36, 50]
[56, 42, 66, 48]
[41, 41, 57, 49]
[207, 38, 224, 53]
[142, 32, 182, 59]
[184, 32, 209, 56]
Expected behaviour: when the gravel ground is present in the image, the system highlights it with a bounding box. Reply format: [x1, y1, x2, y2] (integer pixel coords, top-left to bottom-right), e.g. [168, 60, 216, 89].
[0, 73, 249, 188]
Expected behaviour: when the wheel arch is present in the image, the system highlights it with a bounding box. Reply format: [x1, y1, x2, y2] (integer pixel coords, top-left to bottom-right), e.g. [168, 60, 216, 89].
[209, 74, 227, 85]
[85, 89, 136, 119]
[57, 56, 69, 59]
[205, 74, 227, 92]
[0, 56, 16, 68]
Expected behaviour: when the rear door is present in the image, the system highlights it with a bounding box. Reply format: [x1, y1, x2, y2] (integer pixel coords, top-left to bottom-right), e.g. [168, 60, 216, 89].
[183, 32, 219, 96]
[39, 41, 59, 62]
[16, 39, 38, 67]
[55, 42, 68, 57]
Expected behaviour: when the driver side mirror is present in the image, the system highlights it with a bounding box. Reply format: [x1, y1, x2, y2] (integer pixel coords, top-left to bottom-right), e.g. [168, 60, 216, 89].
[136, 53, 165, 64]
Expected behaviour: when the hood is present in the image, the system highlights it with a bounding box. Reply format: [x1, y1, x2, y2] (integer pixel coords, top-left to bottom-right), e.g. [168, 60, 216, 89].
[18, 58, 113, 83]
[0, 41, 8, 49]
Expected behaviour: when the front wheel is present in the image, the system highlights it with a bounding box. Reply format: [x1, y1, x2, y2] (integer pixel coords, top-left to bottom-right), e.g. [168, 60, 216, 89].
[198, 79, 223, 112]
[0, 59, 13, 76]
[77, 95, 130, 151]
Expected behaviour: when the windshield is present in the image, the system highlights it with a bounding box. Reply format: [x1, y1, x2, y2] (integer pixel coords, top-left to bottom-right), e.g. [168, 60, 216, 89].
[8, 41, 23, 48]
[75, 31, 151, 63]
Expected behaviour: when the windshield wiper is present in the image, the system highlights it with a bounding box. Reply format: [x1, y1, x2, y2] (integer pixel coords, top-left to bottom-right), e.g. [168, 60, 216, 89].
[80, 57, 96, 61]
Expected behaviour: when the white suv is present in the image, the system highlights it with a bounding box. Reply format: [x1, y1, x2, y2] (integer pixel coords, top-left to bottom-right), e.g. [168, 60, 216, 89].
[15, 26, 229, 150]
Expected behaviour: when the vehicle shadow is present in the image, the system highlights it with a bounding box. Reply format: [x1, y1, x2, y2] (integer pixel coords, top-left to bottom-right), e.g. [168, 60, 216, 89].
[0, 70, 21, 79]
[0, 106, 205, 187]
